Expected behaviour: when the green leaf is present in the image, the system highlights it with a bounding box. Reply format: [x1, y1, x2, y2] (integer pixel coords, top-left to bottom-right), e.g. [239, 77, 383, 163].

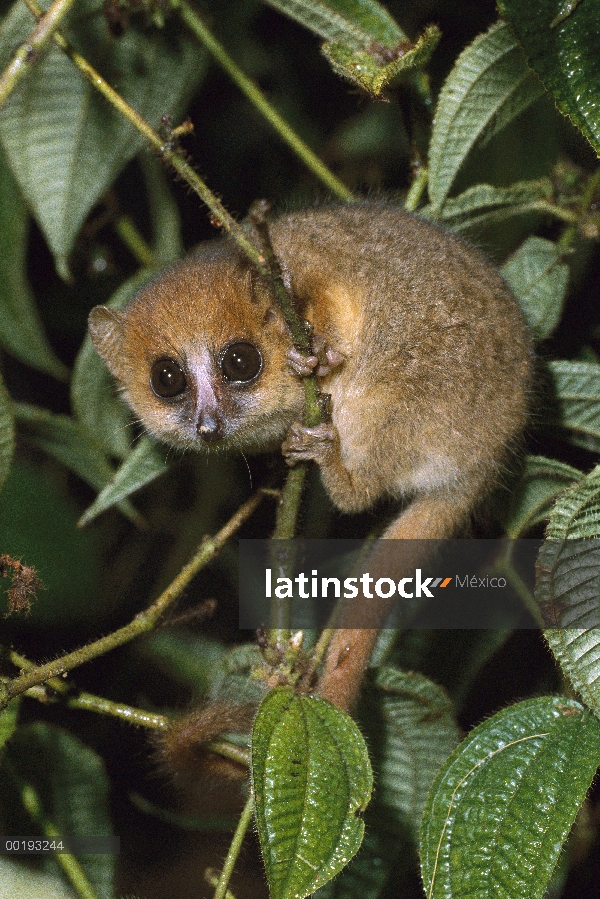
[0, 698, 20, 751]
[322, 25, 440, 96]
[71, 270, 157, 460]
[424, 178, 554, 232]
[428, 21, 545, 211]
[0, 859, 78, 899]
[420, 696, 600, 899]
[498, 0, 600, 156]
[0, 0, 205, 279]
[251, 686, 372, 899]
[370, 668, 460, 832]
[263, 0, 437, 96]
[78, 435, 167, 527]
[502, 455, 582, 538]
[546, 360, 600, 451]
[318, 668, 459, 899]
[502, 236, 570, 341]
[536, 465, 600, 713]
[0, 372, 15, 494]
[545, 629, 600, 724]
[7, 723, 115, 899]
[534, 457, 600, 717]
[0, 148, 68, 379]
[262, 0, 408, 49]
[13, 402, 142, 525]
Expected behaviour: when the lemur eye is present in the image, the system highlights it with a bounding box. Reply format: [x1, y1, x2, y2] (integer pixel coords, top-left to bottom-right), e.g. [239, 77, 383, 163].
[219, 342, 262, 383]
[150, 357, 187, 398]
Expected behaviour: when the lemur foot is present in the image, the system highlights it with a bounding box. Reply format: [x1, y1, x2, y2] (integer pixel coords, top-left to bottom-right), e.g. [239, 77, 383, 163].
[281, 421, 338, 466]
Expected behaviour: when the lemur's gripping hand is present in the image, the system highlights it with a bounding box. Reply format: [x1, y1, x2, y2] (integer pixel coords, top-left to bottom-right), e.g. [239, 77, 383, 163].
[281, 421, 338, 467]
[286, 338, 345, 379]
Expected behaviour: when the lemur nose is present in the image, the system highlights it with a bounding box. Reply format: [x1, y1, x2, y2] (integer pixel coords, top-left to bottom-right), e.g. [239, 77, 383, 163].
[197, 412, 222, 443]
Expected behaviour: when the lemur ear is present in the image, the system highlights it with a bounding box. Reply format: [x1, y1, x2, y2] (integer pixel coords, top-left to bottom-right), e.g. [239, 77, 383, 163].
[248, 268, 291, 337]
[88, 306, 126, 379]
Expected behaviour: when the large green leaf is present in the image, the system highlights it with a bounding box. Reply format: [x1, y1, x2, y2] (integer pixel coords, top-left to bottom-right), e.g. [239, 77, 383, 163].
[0, 372, 15, 494]
[0, 0, 205, 278]
[13, 402, 141, 525]
[502, 236, 570, 341]
[369, 668, 460, 833]
[78, 435, 167, 527]
[0, 148, 68, 378]
[420, 696, 600, 899]
[546, 360, 600, 451]
[263, 0, 439, 95]
[6, 723, 115, 899]
[252, 686, 372, 899]
[428, 21, 544, 211]
[498, 0, 600, 156]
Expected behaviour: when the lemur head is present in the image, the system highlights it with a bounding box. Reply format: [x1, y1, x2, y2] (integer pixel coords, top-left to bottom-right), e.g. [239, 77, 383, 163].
[89, 242, 304, 454]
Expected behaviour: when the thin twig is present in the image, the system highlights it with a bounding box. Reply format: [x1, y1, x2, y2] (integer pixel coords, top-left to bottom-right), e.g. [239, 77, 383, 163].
[20, 782, 100, 899]
[212, 792, 254, 899]
[0, 489, 265, 708]
[173, 0, 354, 203]
[18, 0, 265, 270]
[0, 0, 79, 109]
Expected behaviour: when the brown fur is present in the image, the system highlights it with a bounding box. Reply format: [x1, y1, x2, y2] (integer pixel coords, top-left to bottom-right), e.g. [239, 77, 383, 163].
[155, 702, 255, 783]
[89, 201, 534, 711]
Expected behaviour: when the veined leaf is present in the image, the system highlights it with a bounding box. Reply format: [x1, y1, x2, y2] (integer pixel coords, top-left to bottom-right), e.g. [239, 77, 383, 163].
[502, 455, 582, 538]
[546, 360, 600, 451]
[78, 436, 167, 527]
[502, 236, 570, 341]
[370, 668, 460, 832]
[0, 372, 15, 494]
[262, 0, 407, 49]
[536, 464, 600, 715]
[252, 687, 372, 899]
[0, 0, 205, 278]
[320, 668, 461, 898]
[317, 668, 459, 899]
[428, 21, 545, 211]
[323, 25, 440, 96]
[420, 696, 600, 899]
[498, 0, 600, 156]
[0, 148, 68, 379]
[263, 0, 438, 95]
[424, 178, 554, 232]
